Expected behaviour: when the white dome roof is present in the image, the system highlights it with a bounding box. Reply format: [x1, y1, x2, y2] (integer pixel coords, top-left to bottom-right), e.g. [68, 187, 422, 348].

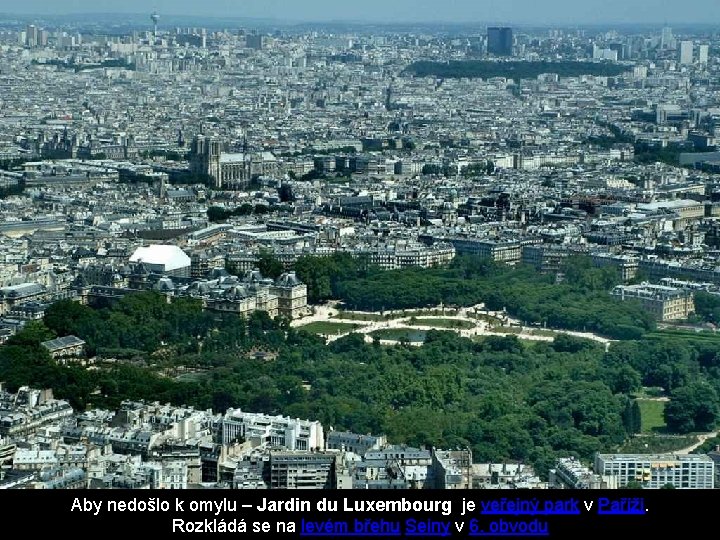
[129, 245, 191, 271]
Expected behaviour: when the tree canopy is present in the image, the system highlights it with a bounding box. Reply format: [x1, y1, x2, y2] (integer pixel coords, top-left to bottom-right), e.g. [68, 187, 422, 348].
[664, 383, 720, 433]
[0, 253, 718, 478]
[296, 254, 655, 340]
[0, 293, 645, 476]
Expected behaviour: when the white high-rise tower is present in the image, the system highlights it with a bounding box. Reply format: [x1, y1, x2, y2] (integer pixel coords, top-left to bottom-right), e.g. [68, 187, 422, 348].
[661, 26, 674, 49]
[679, 40, 693, 65]
[699, 44, 709, 65]
[151, 12, 160, 39]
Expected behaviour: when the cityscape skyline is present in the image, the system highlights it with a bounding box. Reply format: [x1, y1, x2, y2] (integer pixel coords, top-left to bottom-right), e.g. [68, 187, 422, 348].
[2, 4, 720, 498]
[2, 0, 720, 25]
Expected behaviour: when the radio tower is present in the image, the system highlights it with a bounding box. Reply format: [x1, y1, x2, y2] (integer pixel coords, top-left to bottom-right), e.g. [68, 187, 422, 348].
[151, 12, 160, 39]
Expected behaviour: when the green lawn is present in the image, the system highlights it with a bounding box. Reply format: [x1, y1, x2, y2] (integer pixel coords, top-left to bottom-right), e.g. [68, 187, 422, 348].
[333, 311, 387, 322]
[370, 328, 427, 343]
[405, 318, 475, 329]
[638, 399, 667, 433]
[528, 328, 558, 337]
[645, 330, 720, 343]
[298, 321, 362, 336]
[617, 434, 697, 454]
[492, 327, 523, 334]
[175, 371, 207, 382]
[470, 313, 503, 326]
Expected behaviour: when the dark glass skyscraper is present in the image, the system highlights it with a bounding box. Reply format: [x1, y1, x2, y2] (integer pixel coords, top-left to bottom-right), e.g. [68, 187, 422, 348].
[487, 27, 513, 56]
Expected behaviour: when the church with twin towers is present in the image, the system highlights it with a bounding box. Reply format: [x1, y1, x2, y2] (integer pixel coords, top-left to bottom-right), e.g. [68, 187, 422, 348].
[189, 134, 278, 189]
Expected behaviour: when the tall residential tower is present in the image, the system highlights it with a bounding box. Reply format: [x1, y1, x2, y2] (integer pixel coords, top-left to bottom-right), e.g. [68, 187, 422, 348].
[487, 27, 513, 56]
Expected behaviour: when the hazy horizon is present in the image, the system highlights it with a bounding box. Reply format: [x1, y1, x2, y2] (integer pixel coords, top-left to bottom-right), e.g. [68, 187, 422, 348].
[2, 0, 719, 26]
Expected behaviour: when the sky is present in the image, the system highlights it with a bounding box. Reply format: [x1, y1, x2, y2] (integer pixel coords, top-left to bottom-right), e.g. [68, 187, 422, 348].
[2, 0, 718, 25]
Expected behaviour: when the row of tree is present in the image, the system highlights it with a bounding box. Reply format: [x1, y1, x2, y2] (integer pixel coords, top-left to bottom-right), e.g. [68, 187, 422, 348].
[5, 300, 648, 475]
[0, 255, 717, 477]
[0, 179, 25, 199]
[207, 203, 289, 222]
[296, 254, 655, 340]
